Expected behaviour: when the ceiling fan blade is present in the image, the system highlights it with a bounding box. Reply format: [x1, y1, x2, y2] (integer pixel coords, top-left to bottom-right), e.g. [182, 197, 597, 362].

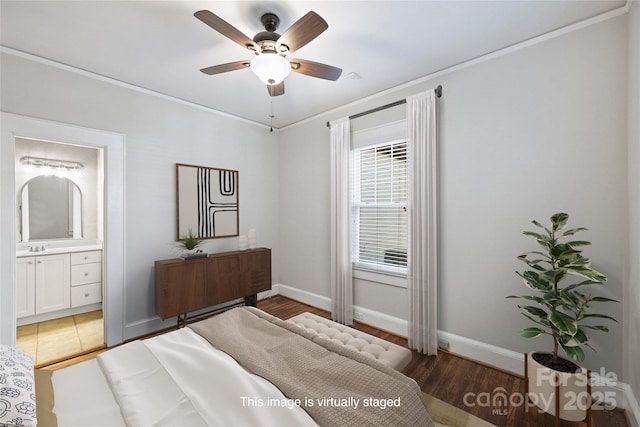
[200, 60, 250, 75]
[194, 10, 258, 51]
[268, 82, 285, 97]
[290, 59, 342, 81]
[276, 11, 328, 54]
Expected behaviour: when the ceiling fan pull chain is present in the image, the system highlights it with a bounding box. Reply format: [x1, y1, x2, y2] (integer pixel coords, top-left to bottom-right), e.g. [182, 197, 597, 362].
[269, 99, 275, 132]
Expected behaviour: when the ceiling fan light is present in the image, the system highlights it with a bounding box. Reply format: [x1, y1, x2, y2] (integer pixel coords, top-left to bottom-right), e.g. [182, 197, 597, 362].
[251, 54, 291, 85]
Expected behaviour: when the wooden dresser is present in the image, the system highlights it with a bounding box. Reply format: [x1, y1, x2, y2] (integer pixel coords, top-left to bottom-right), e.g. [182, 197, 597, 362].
[155, 248, 271, 326]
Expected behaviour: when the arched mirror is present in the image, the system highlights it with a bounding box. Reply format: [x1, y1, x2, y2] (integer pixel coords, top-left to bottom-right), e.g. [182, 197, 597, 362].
[20, 175, 83, 241]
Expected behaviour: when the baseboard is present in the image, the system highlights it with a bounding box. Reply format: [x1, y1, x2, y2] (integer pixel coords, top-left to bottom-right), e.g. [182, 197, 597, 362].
[275, 283, 407, 334]
[622, 382, 640, 427]
[436, 330, 524, 375]
[275, 283, 332, 311]
[273, 283, 637, 415]
[351, 304, 408, 336]
[124, 315, 176, 340]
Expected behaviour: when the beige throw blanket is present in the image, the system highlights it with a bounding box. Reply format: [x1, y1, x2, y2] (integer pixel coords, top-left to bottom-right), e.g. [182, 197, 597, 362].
[189, 307, 433, 427]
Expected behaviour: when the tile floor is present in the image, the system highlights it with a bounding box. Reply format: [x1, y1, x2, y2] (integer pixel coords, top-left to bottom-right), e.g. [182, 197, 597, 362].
[16, 310, 104, 366]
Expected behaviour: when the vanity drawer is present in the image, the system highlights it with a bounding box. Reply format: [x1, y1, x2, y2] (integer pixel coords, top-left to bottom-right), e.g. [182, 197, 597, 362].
[71, 263, 101, 286]
[71, 250, 101, 265]
[71, 282, 102, 307]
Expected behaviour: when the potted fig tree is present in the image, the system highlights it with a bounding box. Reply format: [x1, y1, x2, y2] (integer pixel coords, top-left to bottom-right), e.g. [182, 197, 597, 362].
[508, 212, 617, 422]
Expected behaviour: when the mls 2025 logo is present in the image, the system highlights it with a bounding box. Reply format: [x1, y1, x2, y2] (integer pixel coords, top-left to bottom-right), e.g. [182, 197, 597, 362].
[463, 368, 618, 415]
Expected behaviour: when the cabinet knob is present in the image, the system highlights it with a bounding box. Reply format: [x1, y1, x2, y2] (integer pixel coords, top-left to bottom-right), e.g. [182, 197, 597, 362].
[84, 256, 89, 260]
[37, 261, 41, 264]
[28, 261, 33, 265]
[84, 293, 90, 297]
[84, 273, 89, 276]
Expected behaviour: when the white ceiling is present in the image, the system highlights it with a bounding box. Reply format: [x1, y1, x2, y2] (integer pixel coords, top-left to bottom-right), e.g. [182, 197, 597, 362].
[0, 1, 627, 129]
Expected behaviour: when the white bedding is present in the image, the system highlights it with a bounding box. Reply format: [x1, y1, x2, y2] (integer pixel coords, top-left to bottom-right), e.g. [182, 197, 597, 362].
[52, 328, 317, 426]
[51, 359, 126, 426]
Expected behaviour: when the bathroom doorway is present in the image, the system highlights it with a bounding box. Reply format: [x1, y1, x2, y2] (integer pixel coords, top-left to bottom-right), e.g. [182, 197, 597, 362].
[14, 138, 106, 365]
[1, 112, 125, 351]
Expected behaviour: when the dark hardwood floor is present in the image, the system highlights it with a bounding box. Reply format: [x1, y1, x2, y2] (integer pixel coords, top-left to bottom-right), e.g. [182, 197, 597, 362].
[257, 295, 630, 427]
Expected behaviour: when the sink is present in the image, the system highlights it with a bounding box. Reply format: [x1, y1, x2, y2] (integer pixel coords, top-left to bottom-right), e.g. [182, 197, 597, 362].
[16, 244, 102, 257]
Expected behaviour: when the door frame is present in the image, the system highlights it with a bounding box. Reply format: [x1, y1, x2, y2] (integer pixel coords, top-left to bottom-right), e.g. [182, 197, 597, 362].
[1, 112, 125, 347]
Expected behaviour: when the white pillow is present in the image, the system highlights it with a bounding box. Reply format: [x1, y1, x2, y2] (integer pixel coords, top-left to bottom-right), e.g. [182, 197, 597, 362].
[0, 346, 37, 427]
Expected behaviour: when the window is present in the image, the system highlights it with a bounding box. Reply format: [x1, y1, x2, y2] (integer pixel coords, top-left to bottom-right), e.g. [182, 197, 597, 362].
[351, 139, 408, 274]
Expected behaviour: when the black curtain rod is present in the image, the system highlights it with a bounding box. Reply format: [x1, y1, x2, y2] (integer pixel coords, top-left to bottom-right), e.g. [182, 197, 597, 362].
[326, 85, 442, 127]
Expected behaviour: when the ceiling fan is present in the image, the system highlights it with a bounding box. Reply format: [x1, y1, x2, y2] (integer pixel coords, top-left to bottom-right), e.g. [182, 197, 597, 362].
[195, 10, 342, 96]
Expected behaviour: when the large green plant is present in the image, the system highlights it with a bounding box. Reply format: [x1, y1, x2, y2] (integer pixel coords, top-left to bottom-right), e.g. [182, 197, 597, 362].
[509, 213, 617, 363]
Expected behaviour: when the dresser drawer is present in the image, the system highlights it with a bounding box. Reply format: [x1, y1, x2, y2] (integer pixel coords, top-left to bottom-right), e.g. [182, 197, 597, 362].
[71, 250, 102, 265]
[71, 282, 102, 307]
[71, 263, 101, 286]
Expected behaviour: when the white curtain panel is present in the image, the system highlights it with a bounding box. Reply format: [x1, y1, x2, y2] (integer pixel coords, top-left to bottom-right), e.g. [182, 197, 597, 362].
[329, 117, 353, 325]
[407, 90, 438, 355]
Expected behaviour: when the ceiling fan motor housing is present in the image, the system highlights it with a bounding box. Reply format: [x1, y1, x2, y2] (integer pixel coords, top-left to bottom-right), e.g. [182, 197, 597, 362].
[261, 13, 279, 32]
[253, 13, 285, 54]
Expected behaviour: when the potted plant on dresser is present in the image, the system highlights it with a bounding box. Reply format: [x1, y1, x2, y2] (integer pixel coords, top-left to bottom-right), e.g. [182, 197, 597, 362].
[177, 229, 206, 259]
[508, 212, 618, 424]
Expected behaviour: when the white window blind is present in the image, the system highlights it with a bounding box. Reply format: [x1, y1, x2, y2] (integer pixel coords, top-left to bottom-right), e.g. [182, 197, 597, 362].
[351, 140, 408, 273]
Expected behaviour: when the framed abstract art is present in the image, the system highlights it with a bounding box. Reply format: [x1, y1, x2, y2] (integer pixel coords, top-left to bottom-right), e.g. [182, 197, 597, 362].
[176, 163, 239, 240]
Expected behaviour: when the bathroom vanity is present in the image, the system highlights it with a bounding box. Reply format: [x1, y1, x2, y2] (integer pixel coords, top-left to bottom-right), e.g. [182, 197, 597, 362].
[16, 245, 102, 325]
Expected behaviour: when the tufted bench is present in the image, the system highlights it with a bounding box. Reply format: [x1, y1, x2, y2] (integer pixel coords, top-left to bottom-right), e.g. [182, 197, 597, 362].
[286, 312, 412, 372]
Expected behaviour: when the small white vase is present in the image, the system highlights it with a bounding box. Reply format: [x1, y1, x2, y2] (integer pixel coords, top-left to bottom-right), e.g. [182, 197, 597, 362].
[237, 235, 248, 250]
[248, 229, 256, 249]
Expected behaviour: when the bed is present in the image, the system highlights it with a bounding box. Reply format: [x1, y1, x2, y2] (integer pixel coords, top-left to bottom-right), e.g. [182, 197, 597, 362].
[3, 306, 434, 427]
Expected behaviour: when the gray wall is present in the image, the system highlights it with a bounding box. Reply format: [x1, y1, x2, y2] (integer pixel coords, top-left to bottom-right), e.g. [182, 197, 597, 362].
[625, 0, 640, 408]
[1, 52, 279, 336]
[278, 14, 628, 377]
